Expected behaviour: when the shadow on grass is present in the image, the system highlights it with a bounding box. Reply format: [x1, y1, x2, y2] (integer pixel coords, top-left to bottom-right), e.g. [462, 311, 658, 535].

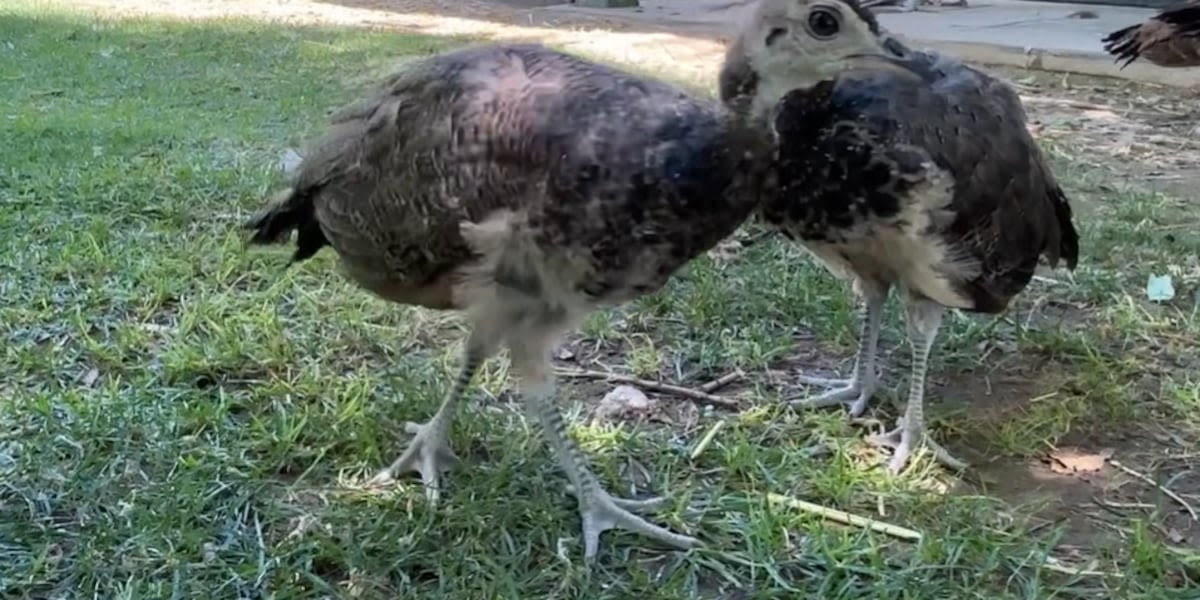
[2, 3, 1199, 599]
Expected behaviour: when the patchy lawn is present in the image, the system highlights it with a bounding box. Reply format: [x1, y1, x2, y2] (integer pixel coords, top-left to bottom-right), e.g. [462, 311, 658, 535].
[1, 1, 1198, 598]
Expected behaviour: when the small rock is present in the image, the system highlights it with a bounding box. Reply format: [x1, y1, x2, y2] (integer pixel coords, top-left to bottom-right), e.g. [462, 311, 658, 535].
[1167, 528, 1185, 544]
[594, 385, 654, 422]
[202, 542, 218, 563]
[79, 367, 100, 388]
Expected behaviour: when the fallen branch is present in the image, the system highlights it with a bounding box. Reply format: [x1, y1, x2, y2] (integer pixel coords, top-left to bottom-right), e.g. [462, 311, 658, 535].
[767, 493, 922, 541]
[555, 368, 739, 409]
[1107, 459, 1199, 522]
[699, 370, 744, 393]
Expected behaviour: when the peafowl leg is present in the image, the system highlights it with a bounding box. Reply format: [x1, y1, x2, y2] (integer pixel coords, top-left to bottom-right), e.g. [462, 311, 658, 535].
[366, 328, 495, 502]
[791, 280, 888, 417]
[867, 297, 968, 474]
[511, 341, 701, 562]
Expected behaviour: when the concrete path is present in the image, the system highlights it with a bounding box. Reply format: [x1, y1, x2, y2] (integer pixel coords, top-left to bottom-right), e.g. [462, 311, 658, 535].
[542, 0, 1200, 87]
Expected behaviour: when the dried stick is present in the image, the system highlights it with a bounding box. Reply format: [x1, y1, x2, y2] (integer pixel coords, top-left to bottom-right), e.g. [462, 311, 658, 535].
[767, 493, 923, 541]
[555, 368, 739, 409]
[767, 495, 1122, 577]
[699, 370, 744, 393]
[689, 420, 726, 460]
[1107, 459, 1199, 521]
[1038, 557, 1123, 578]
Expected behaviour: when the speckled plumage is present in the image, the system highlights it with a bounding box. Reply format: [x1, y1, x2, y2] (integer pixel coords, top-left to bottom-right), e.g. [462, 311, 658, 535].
[250, 43, 772, 311]
[766, 47, 1078, 314]
[1103, 2, 1200, 68]
[719, 0, 1079, 474]
[245, 42, 775, 560]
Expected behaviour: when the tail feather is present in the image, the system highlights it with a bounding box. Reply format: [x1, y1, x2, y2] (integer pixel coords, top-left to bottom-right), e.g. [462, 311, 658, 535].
[1049, 186, 1080, 271]
[243, 186, 329, 264]
[1101, 23, 1144, 68]
[1103, 7, 1200, 68]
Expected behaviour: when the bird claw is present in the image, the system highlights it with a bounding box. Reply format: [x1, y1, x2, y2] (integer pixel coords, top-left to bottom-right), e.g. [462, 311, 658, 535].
[789, 375, 874, 417]
[570, 487, 701, 562]
[367, 420, 460, 503]
[565, 485, 670, 512]
[866, 418, 968, 474]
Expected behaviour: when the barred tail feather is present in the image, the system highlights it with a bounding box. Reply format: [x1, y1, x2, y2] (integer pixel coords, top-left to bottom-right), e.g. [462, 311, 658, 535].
[1101, 24, 1144, 68]
[243, 186, 329, 264]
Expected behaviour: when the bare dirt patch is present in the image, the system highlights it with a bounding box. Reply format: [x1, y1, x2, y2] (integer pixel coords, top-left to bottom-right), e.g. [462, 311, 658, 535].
[992, 66, 1200, 200]
[959, 429, 1200, 553]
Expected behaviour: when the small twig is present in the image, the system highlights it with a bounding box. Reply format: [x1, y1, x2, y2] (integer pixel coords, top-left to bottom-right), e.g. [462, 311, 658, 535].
[1166, 545, 1200, 561]
[1018, 96, 1116, 113]
[767, 493, 922, 541]
[1038, 557, 1123, 578]
[699, 370, 744, 393]
[555, 368, 739, 409]
[689, 421, 726, 460]
[1107, 459, 1199, 522]
[1032, 274, 1064, 286]
[1094, 498, 1154, 510]
[1027, 516, 1066, 536]
[1156, 220, 1200, 232]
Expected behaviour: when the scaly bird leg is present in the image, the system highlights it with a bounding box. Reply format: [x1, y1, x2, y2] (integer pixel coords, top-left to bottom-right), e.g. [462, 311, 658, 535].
[512, 345, 701, 562]
[791, 281, 888, 417]
[366, 330, 494, 502]
[867, 297, 968, 474]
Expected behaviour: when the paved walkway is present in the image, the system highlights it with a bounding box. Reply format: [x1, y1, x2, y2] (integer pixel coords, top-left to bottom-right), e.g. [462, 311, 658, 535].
[543, 0, 1200, 87]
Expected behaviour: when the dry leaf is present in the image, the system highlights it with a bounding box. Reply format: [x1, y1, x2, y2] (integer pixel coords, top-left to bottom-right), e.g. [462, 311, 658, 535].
[1046, 447, 1114, 474]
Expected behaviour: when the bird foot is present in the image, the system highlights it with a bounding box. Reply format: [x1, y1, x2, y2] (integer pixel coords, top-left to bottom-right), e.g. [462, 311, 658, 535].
[566, 485, 701, 561]
[866, 418, 968, 474]
[366, 420, 460, 502]
[789, 375, 874, 417]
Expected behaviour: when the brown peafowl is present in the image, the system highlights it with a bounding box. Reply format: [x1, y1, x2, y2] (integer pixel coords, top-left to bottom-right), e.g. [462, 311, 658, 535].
[244, 42, 777, 560]
[718, 0, 1080, 474]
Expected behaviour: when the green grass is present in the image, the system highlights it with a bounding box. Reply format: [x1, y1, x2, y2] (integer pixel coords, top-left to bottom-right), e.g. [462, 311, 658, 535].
[2, 2, 1199, 598]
